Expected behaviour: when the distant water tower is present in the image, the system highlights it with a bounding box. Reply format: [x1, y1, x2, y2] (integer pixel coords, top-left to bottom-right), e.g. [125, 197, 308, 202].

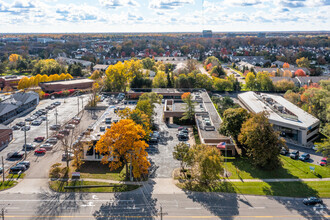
[202, 30, 212, 38]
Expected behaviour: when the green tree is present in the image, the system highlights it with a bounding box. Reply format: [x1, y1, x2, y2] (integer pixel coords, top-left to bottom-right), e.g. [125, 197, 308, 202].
[219, 108, 250, 141]
[273, 79, 295, 92]
[255, 72, 273, 91]
[181, 92, 195, 122]
[315, 124, 329, 164]
[153, 71, 167, 88]
[245, 72, 256, 90]
[190, 144, 224, 185]
[142, 57, 155, 70]
[33, 59, 65, 76]
[238, 112, 285, 169]
[173, 142, 192, 177]
[213, 78, 232, 91]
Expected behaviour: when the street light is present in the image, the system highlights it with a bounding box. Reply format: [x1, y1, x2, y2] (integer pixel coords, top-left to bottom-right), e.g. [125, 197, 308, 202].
[45, 112, 48, 139]
[24, 127, 27, 160]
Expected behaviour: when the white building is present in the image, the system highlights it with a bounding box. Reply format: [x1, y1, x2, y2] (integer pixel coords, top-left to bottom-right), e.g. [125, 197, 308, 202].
[238, 92, 320, 148]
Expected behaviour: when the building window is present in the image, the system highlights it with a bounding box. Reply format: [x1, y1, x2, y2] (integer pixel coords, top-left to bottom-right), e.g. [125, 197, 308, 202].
[307, 125, 319, 135]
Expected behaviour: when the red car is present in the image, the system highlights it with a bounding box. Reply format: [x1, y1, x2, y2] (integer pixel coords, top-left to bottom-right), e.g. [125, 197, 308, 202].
[55, 133, 65, 139]
[320, 158, 328, 166]
[34, 136, 45, 142]
[34, 148, 46, 154]
[69, 120, 79, 125]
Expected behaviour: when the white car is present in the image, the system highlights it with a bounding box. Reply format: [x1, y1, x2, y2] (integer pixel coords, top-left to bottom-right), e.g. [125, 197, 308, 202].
[65, 124, 75, 129]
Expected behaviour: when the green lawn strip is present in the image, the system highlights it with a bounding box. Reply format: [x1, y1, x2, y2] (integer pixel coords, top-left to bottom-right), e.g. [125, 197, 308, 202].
[49, 180, 140, 193]
[6, 173, 26, 179]
[0, 180, 18, 190]
[224, 156, 330, 180]
[177, 181, 330, 198]
[71, 162, 126, 181]
[192, 125, 201, 145]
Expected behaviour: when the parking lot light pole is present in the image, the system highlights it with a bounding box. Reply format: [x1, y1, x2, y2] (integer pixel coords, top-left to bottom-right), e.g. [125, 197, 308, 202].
[24, 128, 27, 160]
[2, 156, 4, 184]
[55, 108, 58, 125]
[77, 97, 80, 114]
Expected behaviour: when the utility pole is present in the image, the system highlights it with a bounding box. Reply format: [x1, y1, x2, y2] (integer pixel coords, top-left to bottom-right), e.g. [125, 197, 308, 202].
[24, 128, 27, 160]
[55, 108, 58, 125]
[158, 205, 167, 220]
[1, 156, 4, 185]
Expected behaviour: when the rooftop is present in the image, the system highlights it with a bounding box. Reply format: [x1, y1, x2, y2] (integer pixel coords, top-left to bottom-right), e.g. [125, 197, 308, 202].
[238, 92, 319, 129]
[40, 78, 94, 86]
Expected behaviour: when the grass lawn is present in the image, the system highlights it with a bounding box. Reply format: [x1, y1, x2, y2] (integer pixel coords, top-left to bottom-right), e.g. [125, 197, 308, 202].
[71, 162, 126, 181]
[6, 173, 26, 179]
[0, 180, 18, 190]
[49, 180, 140, 193]
[224, 156, 330, 180]
[177, 181, 330, 198]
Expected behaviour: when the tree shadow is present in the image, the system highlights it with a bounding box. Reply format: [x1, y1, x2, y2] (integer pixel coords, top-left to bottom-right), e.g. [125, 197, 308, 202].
[232, 156, 330, 219]
[158, 131, 173, 146]
[32, 188, 88, 220]
[93, 180, 158, 220]
[183, 181, 239, 220]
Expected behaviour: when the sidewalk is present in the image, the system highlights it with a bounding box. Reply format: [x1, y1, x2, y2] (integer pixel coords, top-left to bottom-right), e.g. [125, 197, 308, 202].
[226, 177, 330, 182]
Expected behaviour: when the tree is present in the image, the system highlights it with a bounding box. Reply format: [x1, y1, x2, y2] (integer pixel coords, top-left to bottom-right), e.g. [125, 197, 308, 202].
[190, 144, 223, 185]
[204, 56, 220, 68]
[9, 54, 20, 63]
[173, 142, 192, 177]
[213, 78, 232, 91]
[294, 69, 306, 76]
[68, 63, 83, 77]
[274, 79, 295, 92]
[91, 70, 101, 80]
[181, 92, 195, 122]
[296, 57, 310, 68]
[33, 59, 64, 76]
[238, 112, 285, 169]
[89, 82, 100, 107]
[95, 119, 150, 180]
[315, 124, 329, 164]
[219, 108, 250, 141]
[152, 71, 167, 88]
[17, 76, 29, 90]
[118, 108, 151, 135]
[255, 72, 273, 91]
[283, 62, 290, 68]
[245, 72, 256, 90]
[105, 61, 133, 92]
[142, 57, 155, 70]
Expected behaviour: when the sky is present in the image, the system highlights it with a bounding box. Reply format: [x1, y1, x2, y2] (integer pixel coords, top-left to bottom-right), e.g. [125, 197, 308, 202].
[0, 0, 329, 33]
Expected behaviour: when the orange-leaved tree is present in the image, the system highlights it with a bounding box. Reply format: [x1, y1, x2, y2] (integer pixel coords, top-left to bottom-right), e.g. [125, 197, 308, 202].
[283, 62, 290, 68]
[95, 119, 150, 180]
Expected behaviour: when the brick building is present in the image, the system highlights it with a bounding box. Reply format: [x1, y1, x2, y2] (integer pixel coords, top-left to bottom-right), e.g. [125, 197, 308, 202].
[39, 78, 94, 93]
[0, 124, 13, 151]
[0, 75, 25, 90]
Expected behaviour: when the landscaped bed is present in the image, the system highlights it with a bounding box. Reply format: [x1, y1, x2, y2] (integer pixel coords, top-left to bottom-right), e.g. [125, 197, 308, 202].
[49, 180, 140, 193]
[0, 180, 18, 191]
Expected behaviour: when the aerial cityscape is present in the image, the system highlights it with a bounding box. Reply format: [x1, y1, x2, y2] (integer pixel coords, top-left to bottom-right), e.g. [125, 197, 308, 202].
[0, 0, 329, 219]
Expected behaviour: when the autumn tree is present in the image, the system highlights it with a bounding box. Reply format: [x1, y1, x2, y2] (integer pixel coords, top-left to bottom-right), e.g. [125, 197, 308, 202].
[245, 72, 256, 90]
[152, 71, 167, 88]
[33, 59, 64, 76]
[296, 57, 310, 68]
[295, 69, 306, 76]
[118, 108, 151, 135]
[173, 142, 192, 177]
[9, 54, 21, 63]
[213, 78, 232, 91]
[181, 92, 195, 122]
[238, 112, 285, 169]
[95, 119, 150, 180]
[105, 61, 132, 92]
[190, 144, 223, 185]
[91, 70, 102, 80]
[255, 71, 273, 91]
[273, 79, 295, 92]
[219, 108, 250, 141]
[17, 76, 29, 90]
[283, 62, 290, 68]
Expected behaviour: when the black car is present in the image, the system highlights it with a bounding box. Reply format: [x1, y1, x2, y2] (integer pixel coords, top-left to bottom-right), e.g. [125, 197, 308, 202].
[16, 122, 26, 127]
[9, 165, 26, 174]
[7, 151, 24, 159]
[280, 147, 289, 155]
[299, 153, 310, 161]
[12, 125, 20, 130]
[17, 161, 30, 169]
[290, 150, 299, 159]
[303, 197, 323, 205]
[22, 143, 36, 151]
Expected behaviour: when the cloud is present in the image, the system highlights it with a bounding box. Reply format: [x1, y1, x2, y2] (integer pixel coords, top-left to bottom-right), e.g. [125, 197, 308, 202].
[149, 0, 194, 10]
[223, 0, 263, 6]
[99, 0, 139, 9]
[275, 0, 330, 8]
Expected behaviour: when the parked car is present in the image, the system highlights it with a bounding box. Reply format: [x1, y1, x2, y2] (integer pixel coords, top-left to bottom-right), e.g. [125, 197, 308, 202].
[303, 197, 323, 205]
[40, 116, 47, 121]
[40, 144, 53, 151]
[7, 151, 24, 159]
[65, 124, 75, 129]
[34, 148, 46, 154]
[280, 147, 289, 155]
[34, 136, 45, 142]
[113, 119, 118, 123]
[50, 124, 61, 130]
[54, 101, 61, 106]
[100, 126, 106, 132]
[320, 158, 327, 166]
[55, 133, 65, 139]
[31, 120, 42, 126]
[16, 122, 25, 127]
[22, 143, 36, 151]
[25, 117, 33, 122]
[177, 132, 189, 141]
[72, 116, 81, 122]
[105, 117, 112, 124]
[299, 153, 310, 161]
[10, 165, 26, 174]
[69, 120, 79, 125]
[12, 125, 20, 130]
[17, 161, 30, 169]
[46, 137, 58, 144]
[59, 129, 70, 135]
[290, 150, 299, 159]
[21, 125, 31, 131]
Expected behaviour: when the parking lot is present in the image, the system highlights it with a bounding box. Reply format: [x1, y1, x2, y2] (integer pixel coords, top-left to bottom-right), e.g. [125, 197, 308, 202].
[0, 95, 90, 172]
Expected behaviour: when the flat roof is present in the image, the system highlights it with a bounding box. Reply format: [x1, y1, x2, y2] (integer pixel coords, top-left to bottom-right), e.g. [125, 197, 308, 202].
[40, 78, 94, 86]
[238, 92, 319, 129]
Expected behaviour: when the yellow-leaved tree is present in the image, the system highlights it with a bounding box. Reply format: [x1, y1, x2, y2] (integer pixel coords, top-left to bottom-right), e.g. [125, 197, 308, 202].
[17, 76, 29, 90]
[9, 54, 20, 63]
[95, 119, 150, 180]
